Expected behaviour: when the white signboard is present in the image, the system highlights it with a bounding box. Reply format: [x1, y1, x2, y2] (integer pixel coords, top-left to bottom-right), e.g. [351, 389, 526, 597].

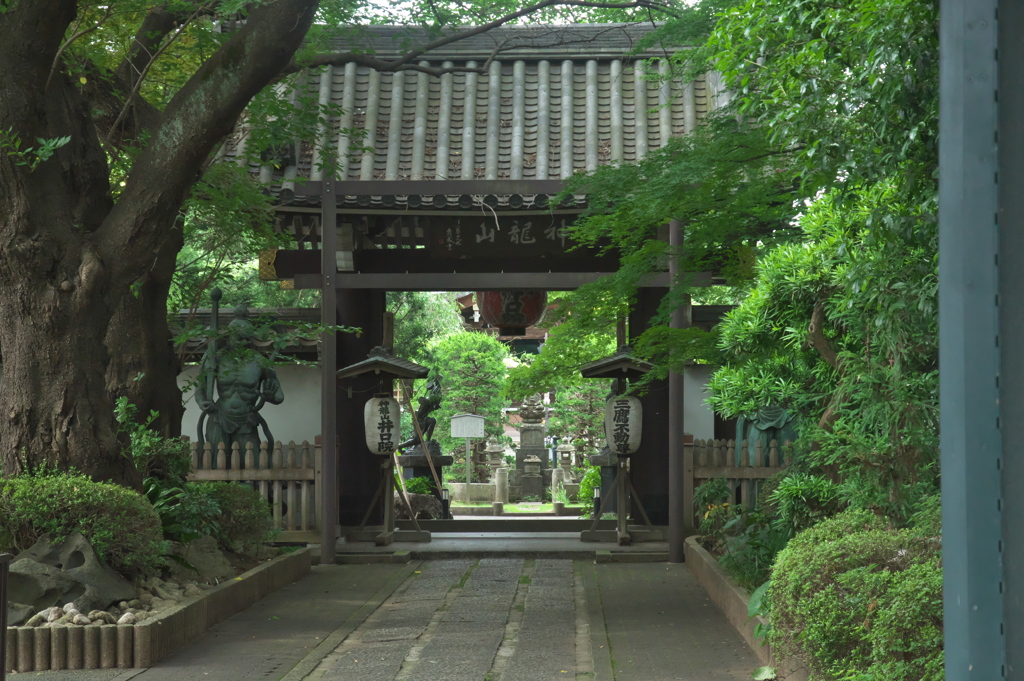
[451, 413, 486, 439]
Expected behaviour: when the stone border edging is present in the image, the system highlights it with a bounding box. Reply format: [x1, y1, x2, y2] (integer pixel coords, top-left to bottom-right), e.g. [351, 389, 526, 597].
[4, 547, 312, 673]
[684, 537, 809, 681]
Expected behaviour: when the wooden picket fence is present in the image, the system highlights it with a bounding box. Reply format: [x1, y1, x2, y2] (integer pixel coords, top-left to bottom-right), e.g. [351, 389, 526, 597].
[683, 438, 789, 532]
[188, 439, 321, 543]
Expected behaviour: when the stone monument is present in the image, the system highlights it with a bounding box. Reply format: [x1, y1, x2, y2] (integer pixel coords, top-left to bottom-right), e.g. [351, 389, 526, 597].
[515, 394, 548, 470]
[521, 455, 544, 500]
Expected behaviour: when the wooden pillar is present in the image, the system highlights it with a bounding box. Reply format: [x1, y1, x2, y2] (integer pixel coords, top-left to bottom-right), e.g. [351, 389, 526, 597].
[336, 288, 387, 526]
[628, 286, 670, 525]
[668, 219, 690, 562]
[320, 180, 338, 563]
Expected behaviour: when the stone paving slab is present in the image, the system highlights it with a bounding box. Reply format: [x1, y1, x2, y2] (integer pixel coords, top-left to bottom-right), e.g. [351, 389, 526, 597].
[15, 556, 764, 681]
[587, 562, 760, 681]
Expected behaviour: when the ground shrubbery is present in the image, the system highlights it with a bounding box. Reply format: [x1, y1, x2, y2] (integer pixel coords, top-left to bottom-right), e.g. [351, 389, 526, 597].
[767, 509, 943, 680]
[201, 482, 275, 555]
[0, 471, 166, 576]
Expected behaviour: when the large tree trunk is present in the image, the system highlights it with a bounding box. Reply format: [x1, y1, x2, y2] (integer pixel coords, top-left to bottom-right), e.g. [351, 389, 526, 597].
[0, 0, 318, 485]
[105, 226, 185, 438]
[0, 263, 141, 487]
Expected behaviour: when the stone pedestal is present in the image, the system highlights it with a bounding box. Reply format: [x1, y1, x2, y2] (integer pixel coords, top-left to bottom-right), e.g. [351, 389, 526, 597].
[398, 441, 453, 499]
[516, 422, 548, 470]
[521, 455, 544, 500]
[551, 467, 566, 501]
[495, 467, 509, 504]
[588, 448, 618, 514]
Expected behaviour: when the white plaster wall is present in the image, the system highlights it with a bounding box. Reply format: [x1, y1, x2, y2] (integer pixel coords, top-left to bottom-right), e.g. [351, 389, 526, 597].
[683, 364, 716, 440]
[179, 364, 322, 445]
[6, 359, 718, 444]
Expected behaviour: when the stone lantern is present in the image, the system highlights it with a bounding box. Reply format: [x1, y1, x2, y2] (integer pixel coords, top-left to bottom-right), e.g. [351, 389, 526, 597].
[556, 443, 575, 478]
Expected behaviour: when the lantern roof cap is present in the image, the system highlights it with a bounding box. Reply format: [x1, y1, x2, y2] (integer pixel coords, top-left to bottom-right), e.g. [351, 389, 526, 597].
[579, 345, 654, 379]
[337, 346, 430, 379]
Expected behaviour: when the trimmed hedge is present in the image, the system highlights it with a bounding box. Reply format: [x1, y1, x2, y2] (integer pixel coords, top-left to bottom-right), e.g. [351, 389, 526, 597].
[767, 509, 943, 680]
[0, 472, 165, 576]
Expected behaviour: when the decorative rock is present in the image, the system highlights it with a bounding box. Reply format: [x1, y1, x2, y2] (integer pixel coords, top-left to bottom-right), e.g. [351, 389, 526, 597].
[183, 584, 204, 599]
[167, 535, 235, 583]
[142, 576, 165, 591]
[10, 533, 136, 613]
[117, 612, 137, 625]
[6, 602, 35, 626]
[63, 602, 78, 614]
[394, 491, 444, 520]
[128, 599, 142, 608]
[73, 614, 92, 626]
[153, 585, 179, 602]
[26, 613, 47, 627]
[138, 592, 154, 607]
[48, 608, 64, 623]
[88, 610, 118, 625]
[149, 597, 170, 611]
[118, 601, 130, 610]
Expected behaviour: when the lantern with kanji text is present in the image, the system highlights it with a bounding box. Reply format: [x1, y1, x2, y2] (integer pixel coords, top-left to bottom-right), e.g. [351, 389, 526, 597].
[365, 396, 400, 455]
[604, 395, 642, 455]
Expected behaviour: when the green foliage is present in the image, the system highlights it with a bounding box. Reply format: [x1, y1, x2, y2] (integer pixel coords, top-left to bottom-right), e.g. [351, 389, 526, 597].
[552, 482, 570, 505]
[0, 471, 165, 576]
[115, 396, 192, 484]
[402, 476, 434, 495]
[768, 473, 841, 533]
[767, 510, 943, 680]
[506, 297, 618, 397]
[710, 0, 938, 195]
[708, 184, 939, 520]
[577, 465, 601, 508]
[388, 292, 464, 365]
[0, 128, 71, 171]
[201, 482, 275, 555]
[427, 331, 511, 456]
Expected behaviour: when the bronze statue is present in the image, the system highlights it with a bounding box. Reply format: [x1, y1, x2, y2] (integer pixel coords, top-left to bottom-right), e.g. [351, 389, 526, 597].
[196, 290, 283, 458]
[399, 373, 443, 448]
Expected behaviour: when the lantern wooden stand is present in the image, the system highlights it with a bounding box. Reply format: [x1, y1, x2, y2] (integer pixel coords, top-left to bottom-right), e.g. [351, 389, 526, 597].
[578, 348, 665, 546]
[337, 348, 432, 545]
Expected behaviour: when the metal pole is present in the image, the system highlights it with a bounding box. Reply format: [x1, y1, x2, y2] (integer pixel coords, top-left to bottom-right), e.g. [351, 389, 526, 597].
[668, 219, 687, 562]
[999, 0, 1024, 673]
[320, 178, 339, 564]
[1, 552, 11, 681]
[939, 0, 1005, 675]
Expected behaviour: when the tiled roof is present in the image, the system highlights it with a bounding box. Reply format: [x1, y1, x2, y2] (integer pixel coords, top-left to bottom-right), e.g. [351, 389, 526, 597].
[233, 24, 726, 211]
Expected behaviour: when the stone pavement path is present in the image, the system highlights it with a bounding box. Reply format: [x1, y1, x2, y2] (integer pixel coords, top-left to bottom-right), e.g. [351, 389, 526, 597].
[299, 559, 758, 681]
[16, 558, 759, 681]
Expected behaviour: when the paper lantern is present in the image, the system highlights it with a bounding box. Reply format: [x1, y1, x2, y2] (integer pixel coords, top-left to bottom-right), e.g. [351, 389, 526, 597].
[365, 396, 400, 455]
[476, 291, 547, 336]
[605, 395, 642, 455]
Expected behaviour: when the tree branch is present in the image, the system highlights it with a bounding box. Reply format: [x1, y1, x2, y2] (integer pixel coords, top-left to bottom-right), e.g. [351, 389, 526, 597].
[808, 300, 840, 371]
[98, 0, 320, 290]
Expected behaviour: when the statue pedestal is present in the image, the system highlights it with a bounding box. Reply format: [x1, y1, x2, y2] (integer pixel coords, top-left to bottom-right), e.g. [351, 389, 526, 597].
[398, 441, 453, 498]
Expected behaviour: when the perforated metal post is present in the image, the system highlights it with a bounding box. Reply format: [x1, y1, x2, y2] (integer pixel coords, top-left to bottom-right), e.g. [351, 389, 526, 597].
[939, 0, 1008, 676]
[1, 552, 11, 680]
